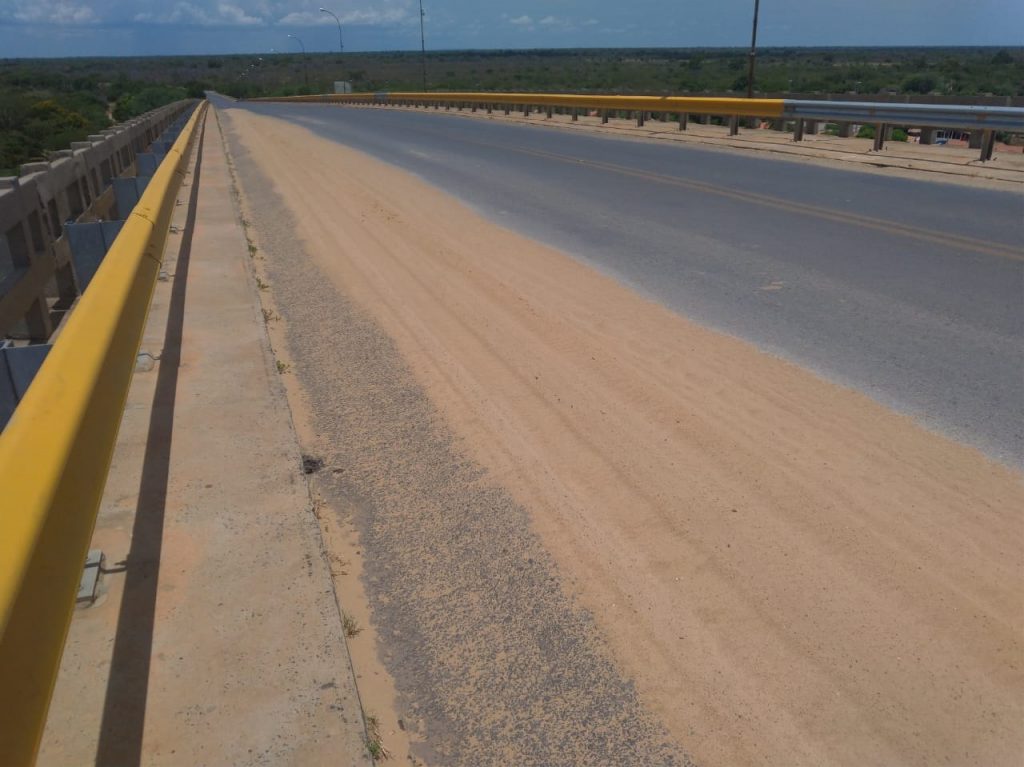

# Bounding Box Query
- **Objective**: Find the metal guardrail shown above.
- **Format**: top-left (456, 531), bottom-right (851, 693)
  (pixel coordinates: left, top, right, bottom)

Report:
top-left (257, 91), bottom-right (1024, 160)
top-left (0, 101), bottom-right (207, 766)
top-left (262, 90), bottom-right (786, 117)
top-left (783, 100), bottom-right (1024, 131)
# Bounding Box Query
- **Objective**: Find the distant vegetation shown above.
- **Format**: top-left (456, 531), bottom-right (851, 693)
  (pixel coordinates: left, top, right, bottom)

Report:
top-left (0, 62), bottom-right (205, 174)
top-left (2, 46), bottom-right (1021, 174)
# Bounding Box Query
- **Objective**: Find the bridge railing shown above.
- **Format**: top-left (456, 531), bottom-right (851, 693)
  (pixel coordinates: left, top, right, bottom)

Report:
top-left (0, 100), bottom-right (195, 343)
top-left (255, 91), bottom-right (1024, 160)
top-left (0, 101), bottom-right (208, 767)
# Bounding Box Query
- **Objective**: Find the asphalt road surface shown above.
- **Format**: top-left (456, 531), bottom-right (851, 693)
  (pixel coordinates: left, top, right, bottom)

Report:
top-left (226, 97), bottom-right (1022, 465)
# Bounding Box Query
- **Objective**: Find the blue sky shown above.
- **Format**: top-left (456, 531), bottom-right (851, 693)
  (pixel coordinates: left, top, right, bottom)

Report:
top-left (0, 0), bottom-right (1021, 57)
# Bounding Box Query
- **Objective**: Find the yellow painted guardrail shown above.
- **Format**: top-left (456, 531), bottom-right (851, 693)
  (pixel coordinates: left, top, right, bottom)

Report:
top-left (261, 91), bottom-right (786, 118)
top-left (0, 101), bottom-right (207, 766)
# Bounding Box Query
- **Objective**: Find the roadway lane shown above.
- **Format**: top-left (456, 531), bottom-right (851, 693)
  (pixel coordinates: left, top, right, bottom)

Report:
top-left (224, 97), bottom-right (1023, 465)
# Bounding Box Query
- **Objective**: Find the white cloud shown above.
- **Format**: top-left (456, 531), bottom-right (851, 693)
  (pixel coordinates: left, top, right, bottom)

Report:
top-left (133, 1), bottom-right (264, 25)
top-left (277, 10), bottom-right (335, 26)
top-left (279, 6), bottom-right (410, 26)
top-left (508, 14), bottom-right (532, 26)
top-left (217, 2), bottom-right (262, 25)
top-left (11, 0), bottom-right (97, 24)
top-left (539, 15), bottom-right (572, 28)
top-left (5, 0), bottom-right (416, 28)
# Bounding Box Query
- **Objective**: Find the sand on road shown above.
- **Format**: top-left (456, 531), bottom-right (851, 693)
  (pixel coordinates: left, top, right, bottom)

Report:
top-left (221, 106), bottom-right (1024, 767)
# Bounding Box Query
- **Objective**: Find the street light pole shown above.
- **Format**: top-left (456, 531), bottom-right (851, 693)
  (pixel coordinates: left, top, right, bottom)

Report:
top-left (287, 33), bottom-right (308, 87)
top-left (746, 0), bottom-right (760, 99)
top-left (319, 7), bottom-right (344, 54)
top-left (419, 0), bottom-right (427, 91)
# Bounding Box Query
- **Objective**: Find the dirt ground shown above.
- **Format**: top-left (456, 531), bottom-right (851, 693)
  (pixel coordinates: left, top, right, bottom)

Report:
top-left (219, 106), bottom-right (1024, 766)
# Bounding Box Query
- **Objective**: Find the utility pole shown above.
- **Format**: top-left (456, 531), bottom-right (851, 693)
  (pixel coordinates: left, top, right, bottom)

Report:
top-left (746, 0), bottom-right (760, 99)
top-left (419, 0), bottom-right (428, 91)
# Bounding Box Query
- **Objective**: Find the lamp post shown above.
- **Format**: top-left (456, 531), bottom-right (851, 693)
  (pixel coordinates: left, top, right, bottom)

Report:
top-left (746, 0), bottom-right (760, 99)
top-left (319, 7), bottom-right (344, 54)
top-left (287, 33), bottom-right (308, 87)
top-left (418, 0), bottom-right (427, 91)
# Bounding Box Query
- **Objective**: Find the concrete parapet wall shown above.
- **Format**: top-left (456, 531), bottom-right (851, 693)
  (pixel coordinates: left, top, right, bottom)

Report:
top-left (0, 100), bottom-right (196, 340)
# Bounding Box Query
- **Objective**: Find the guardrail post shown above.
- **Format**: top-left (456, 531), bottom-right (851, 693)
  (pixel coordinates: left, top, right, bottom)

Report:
top-left (728, 116), bottom-right (739, 136)
top-left (546, 105), bottom-right (553, 119)
top-left (979, 130), bottom-right (996, 161)
top-left (636, 111), bottom-right (645, 127)
top-left (793, 119), bottom-right (805, 142)
top-left (572, 108), bottom-right (579, 122)
top-left (837, 122), bottom-right (853, 138)
top-left (524, 105), bottom-right (531, 117)
top-left (486, 104), bottom-right (492, 114)
top-left (873, 124), bottom-right (887, 151)
top-left (678, 112), bottom-right (688, 131)
top-left (804, 120), bottom-right (819, 135)
top-left (504, 105), bottom-right (511, 116)
top-left (601, 110), bottom-right (609, 124)
top-left (918, 127), bottom-right (936, 145)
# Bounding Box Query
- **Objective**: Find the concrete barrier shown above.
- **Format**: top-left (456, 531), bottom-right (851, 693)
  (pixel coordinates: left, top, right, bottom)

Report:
top-left (0, 101), bottom-right (195, 341)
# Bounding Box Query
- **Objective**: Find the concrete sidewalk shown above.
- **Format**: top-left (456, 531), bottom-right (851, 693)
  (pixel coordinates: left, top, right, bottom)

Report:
top-left (38, 111), bottom-right (370, 766)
